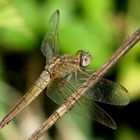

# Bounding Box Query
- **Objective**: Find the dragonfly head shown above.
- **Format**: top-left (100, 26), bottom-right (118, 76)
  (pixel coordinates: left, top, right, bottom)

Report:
top-left (76, 50), bottom-right (92, 68)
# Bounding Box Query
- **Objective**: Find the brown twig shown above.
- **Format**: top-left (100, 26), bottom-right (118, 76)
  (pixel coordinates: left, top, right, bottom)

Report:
top-left (28, 28), bottom-right (140, 140)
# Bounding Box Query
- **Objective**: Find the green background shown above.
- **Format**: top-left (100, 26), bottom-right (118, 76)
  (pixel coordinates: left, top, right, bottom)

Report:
top-left (0, 0), bottom-right (140, 140)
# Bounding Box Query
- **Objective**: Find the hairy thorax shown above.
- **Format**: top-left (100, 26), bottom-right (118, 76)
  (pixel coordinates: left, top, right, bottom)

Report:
top-left (45, 55), bottom-right (80, 79)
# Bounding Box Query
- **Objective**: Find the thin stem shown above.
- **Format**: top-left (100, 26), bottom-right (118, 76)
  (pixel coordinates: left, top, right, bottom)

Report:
top-left (28, 28), bottom-right (140, 140)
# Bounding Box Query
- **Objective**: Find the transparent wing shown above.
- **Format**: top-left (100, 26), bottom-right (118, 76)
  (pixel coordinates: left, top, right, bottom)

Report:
top-left (86, 75), bottom-right (130, 105)
top-left (46, 74), bottom-right (116, 129)
top-left (41, 10), bottom-right (60, 63)
top-left (72, 97), bottom-right (117, 129)
top-left (47, 68), bottom-right (129, 106)
top-left (47, 76), bottom-right (72, 105)
top-left (73, 71), bottom-right (130, 105)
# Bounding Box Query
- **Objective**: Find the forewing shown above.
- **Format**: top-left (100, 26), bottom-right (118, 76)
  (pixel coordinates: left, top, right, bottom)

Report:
top-left (86, 75), bottom-right (130, 105)
top-left (41, 10), bottom-right (60, 63)
top-left (73, 71), bottom-right (130, 105)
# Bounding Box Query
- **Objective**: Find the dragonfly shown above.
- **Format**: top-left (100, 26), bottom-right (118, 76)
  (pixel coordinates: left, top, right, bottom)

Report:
top-left (0, 10), bottom-right (130, 130)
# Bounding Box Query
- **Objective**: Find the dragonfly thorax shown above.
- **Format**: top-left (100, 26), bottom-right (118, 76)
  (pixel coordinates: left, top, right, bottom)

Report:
top-left (45, 55), bottom-right (80, 79)
top-left (76, 50), bottom-right (92, 68)
top-left (44, 51), bottom-right (91, 80)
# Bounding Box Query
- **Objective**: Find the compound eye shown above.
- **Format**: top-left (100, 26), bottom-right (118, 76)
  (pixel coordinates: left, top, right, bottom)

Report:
top-left (75, 50), bottom-right (91, 67)
top-left (81, 53), bottom-right (91, 67)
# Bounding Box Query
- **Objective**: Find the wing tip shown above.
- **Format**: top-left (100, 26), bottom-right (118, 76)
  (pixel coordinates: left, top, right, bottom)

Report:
top-left (111, 123), bottom-right (117, 130)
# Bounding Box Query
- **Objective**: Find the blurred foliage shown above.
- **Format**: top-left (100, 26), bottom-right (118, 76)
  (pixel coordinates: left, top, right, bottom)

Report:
top-left (0, 0), bottom-right (140, 140)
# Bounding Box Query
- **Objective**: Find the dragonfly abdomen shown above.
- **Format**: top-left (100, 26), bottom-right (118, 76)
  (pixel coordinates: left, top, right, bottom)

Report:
top-left (0, 71), bottom-right (51, 128)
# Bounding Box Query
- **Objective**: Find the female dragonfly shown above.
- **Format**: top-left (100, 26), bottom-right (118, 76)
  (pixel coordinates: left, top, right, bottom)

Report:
top-left (0, 10), bottom-right (129, 129)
